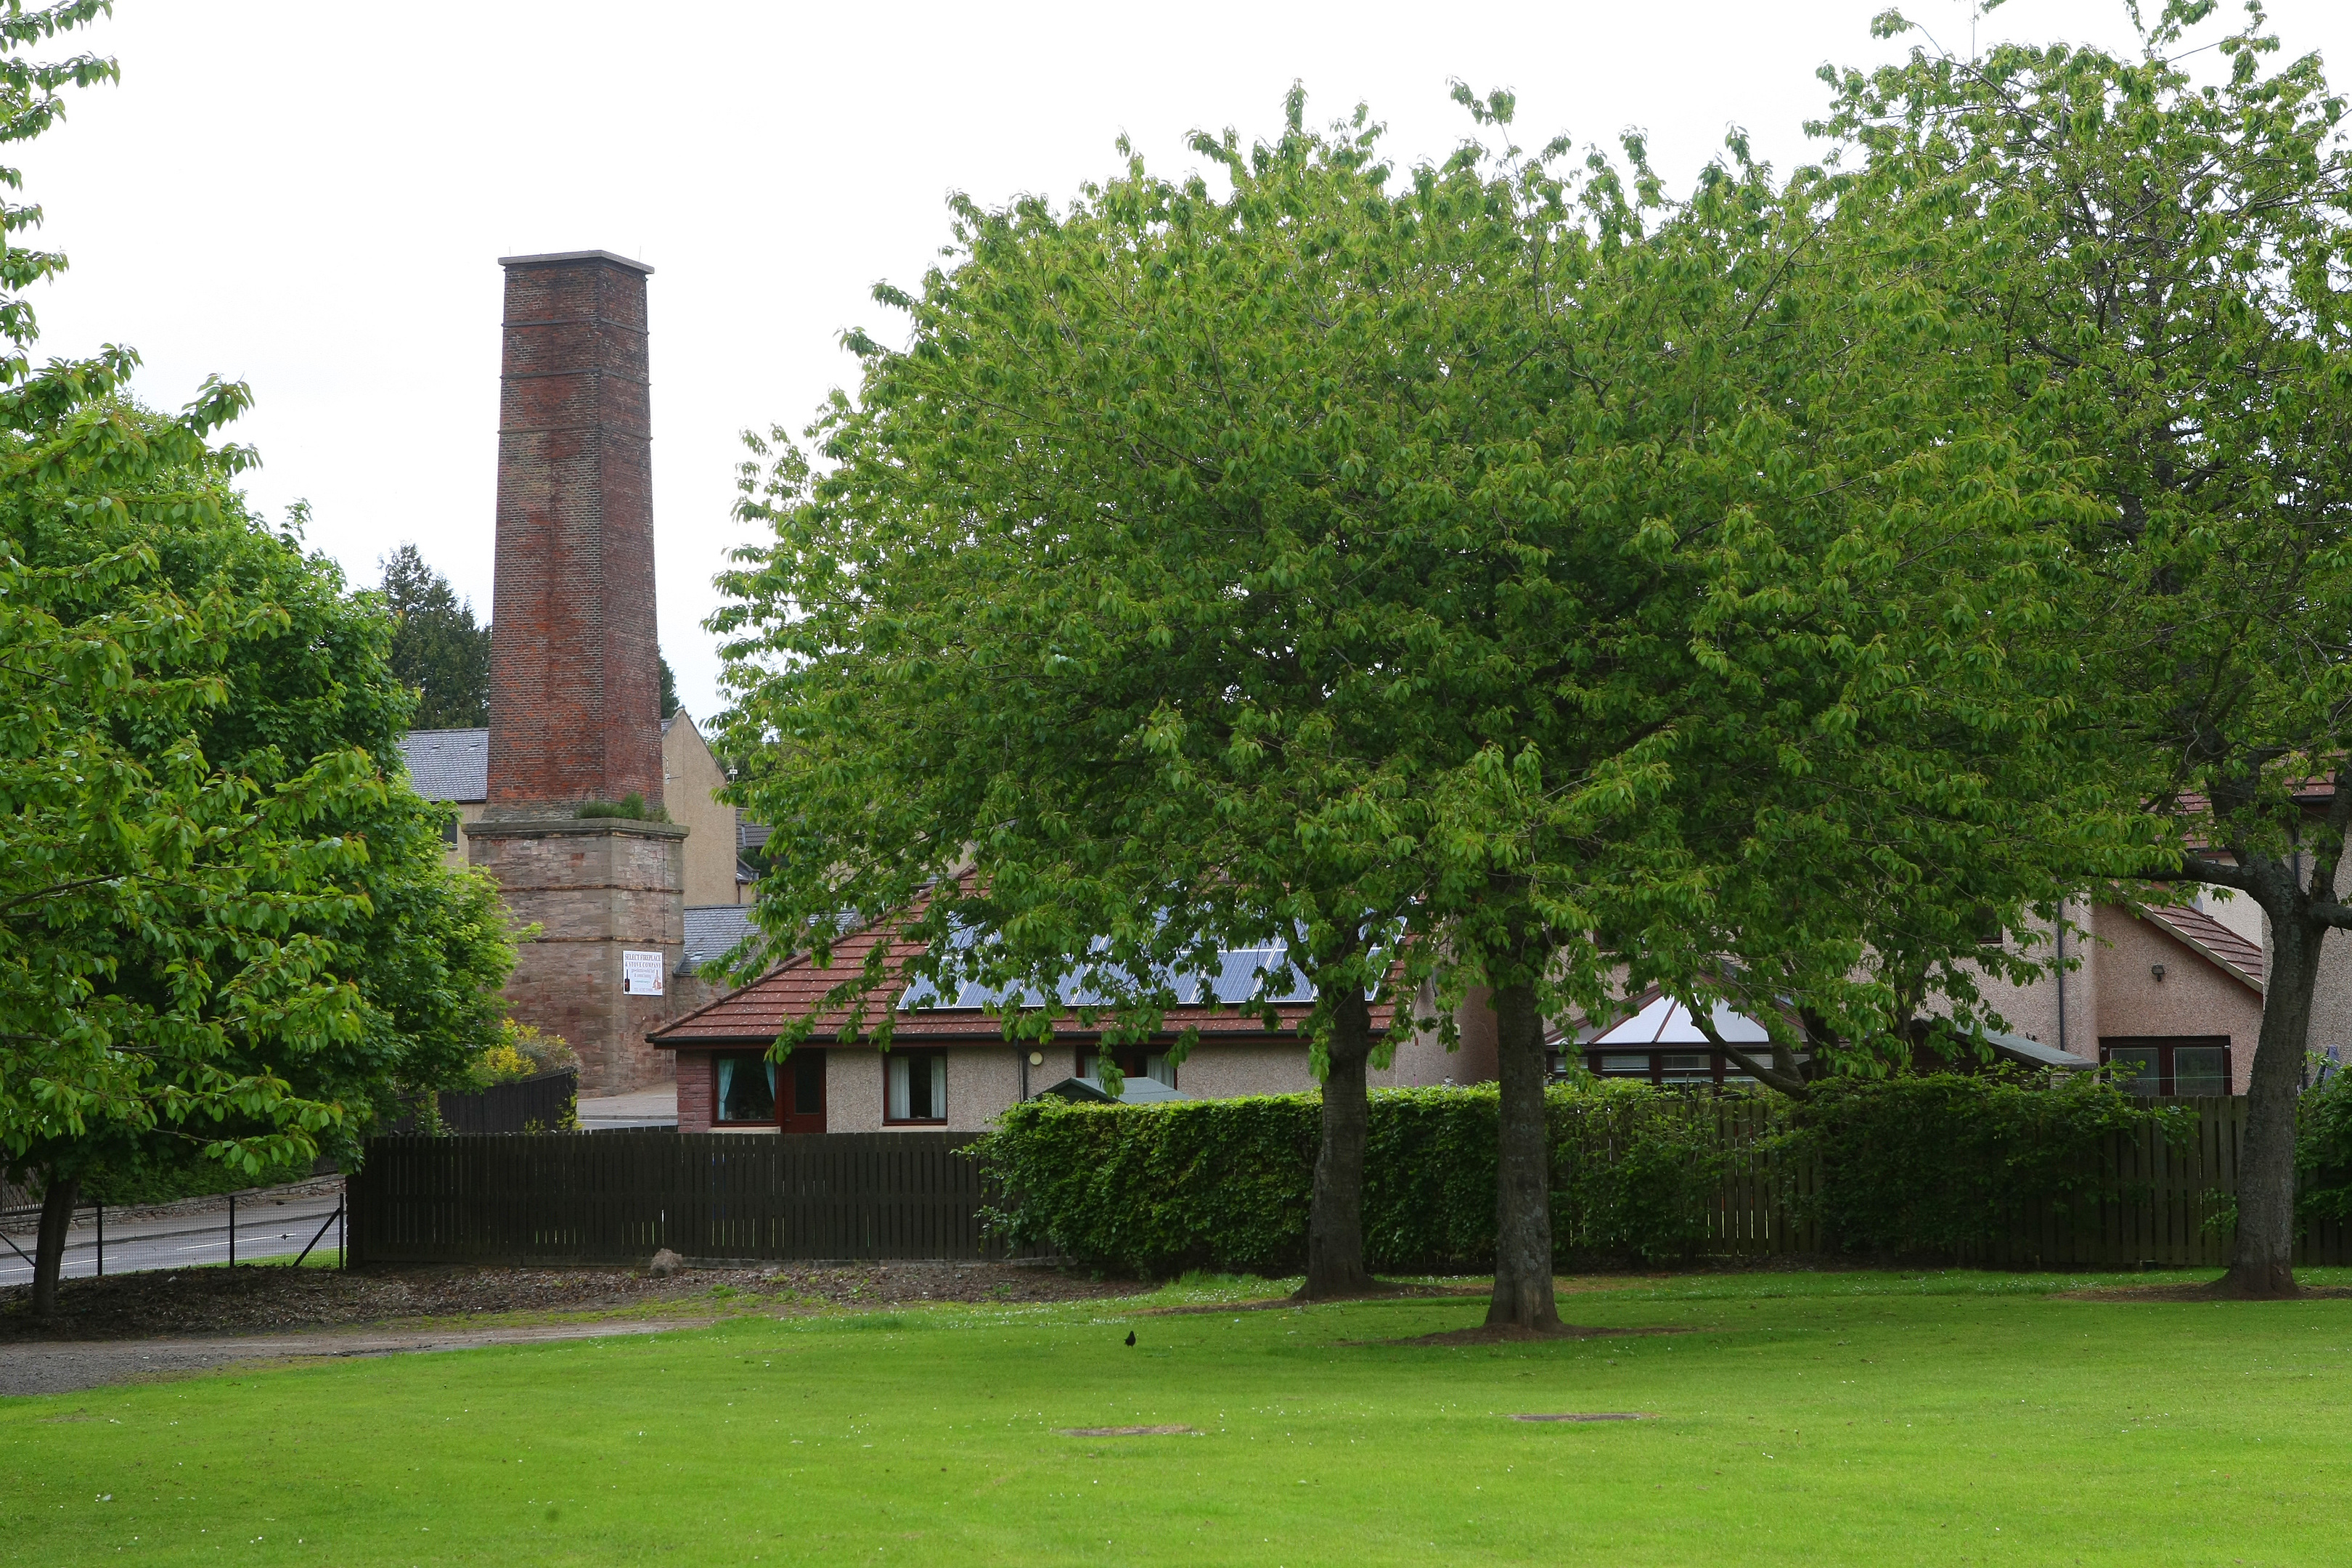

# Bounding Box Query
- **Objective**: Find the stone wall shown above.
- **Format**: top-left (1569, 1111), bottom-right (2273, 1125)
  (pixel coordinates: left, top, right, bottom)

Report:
top-left (470, 816), bottom-right (687, 1095)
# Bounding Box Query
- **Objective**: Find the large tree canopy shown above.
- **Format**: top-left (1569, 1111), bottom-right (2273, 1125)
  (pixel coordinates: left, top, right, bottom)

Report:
top-left (1821, 0), bottom-right (2352, 1297)
top-left (714, 78), bottom-right (2143, 1326)
top-left (0, 2), bottom-right (513, 1315)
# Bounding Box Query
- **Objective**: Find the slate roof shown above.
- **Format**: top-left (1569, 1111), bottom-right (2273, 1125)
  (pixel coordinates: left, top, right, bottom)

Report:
top-left (649, 918), bottom-right (1382, 1048)
top-left (396, 727), bottom-right (489, 803)
top-left (682, 905), bottom-right (757, 968)
top-left (2144, 904), bottom-right (2266, 991)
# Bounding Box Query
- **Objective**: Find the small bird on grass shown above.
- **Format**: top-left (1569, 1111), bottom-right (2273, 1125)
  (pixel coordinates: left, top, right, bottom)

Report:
top-left (1124, 1331), bottom-right (1136, 1347)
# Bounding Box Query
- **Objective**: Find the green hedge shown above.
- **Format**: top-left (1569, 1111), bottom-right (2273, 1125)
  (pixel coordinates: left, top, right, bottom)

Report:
top-left (2296, 1066), bottom-right (2352, 1222)
top-left (973, 1075), bottom-right (2171, 1275)
top-left (974, 1082), bottom-right (1736, 1275)
top-left (1773, 1073), bottom-right (2176, 1255)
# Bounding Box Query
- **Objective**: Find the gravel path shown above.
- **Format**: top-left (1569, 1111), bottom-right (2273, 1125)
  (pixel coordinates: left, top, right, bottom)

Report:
top-left (1, 1259), bottom-right (1148, 1396)
top-left (2, 1317), bottom-right (714, 1397)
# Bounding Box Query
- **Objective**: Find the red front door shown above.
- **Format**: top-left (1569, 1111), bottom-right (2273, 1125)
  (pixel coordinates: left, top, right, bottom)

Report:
top-left (780, 1050), bottom-right (826, 1134)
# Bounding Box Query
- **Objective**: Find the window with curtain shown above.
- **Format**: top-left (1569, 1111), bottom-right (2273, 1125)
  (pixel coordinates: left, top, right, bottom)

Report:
top-left (1077, 1047), bottom-right (1172, 1086)
top-left (714, 1053), bottom-right (777, 1123)
top-left (886, 1050), bottom-right (948, 1124)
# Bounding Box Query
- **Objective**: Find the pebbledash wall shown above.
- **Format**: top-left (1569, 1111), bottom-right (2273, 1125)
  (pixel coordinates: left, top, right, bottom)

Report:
top-left (1977, 897), bottom-right (2268, 1093)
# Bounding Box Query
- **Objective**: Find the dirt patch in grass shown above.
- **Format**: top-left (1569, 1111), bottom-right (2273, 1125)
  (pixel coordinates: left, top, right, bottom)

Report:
top-left (0, 1259), bottom-right (1150, 1342)
top-left (1389, 1322), bottom-right (1691, 1347)
top-left (2056, 1281), bottom-right (2352, 1303)
top-left (1145, 1285), bottom-right (1489, 1316)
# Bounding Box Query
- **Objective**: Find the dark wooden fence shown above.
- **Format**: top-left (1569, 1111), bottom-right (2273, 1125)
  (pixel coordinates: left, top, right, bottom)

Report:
top-left (1699, 1095), bottom-right (2352, 1268)
top-left (348, 1132), bottom-right (992, 1266)
top-left (385, 1071), bottom-right (578, 1138)
top-left (352, 1096), bottom-right (2351, 1272)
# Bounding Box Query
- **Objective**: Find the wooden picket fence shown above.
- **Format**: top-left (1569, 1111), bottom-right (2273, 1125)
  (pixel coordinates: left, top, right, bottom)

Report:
top-left (348, 1132), bottom-right (992, 1267)
top-left (1699, 1095), bottom-right (2352, 1268)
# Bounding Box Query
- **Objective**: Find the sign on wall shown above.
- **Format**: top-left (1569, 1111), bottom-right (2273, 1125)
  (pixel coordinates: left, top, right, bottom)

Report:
top-left (621, 950), bottom-right (666, 997)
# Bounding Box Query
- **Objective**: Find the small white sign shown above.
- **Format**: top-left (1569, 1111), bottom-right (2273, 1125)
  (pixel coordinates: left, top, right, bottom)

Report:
top-left (621, 950), bottom-right (666, 997)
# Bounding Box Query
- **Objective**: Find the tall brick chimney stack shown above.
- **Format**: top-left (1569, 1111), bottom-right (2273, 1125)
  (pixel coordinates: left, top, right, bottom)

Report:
top-left (471, 249), bottom-right (687, 1096)
top-left (486, 249), bottom-right (662, 813)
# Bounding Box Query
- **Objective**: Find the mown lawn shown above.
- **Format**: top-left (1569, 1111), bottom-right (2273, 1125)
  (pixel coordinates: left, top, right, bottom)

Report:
top-left (7, 1268), bottom-right (2351, 1566)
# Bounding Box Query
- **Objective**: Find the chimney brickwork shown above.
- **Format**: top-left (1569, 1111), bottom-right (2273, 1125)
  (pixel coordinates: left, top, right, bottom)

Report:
top-left (476, 249), bottom-right (687, 1095)
top-left (487, 250), bottom-right (663, 812)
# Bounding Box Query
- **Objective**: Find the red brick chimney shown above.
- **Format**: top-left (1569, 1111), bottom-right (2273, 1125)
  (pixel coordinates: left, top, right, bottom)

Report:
top-left (486, 250), bottom-right (662, 812)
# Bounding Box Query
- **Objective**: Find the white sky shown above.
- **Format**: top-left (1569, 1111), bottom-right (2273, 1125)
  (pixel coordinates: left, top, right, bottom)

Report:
top-left (16, 0), bottom-right (2352, 722)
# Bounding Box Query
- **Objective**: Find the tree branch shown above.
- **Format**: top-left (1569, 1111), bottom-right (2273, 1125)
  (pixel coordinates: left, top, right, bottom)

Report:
top-left (2177, 854), bottom-right (2259, 893)
top-left (1688, 1003), bottom-right (1810, 1098)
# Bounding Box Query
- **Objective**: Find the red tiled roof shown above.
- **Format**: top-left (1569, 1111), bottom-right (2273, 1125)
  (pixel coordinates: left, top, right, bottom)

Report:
top-left (2144, 904), bottom-right (2266, 992)
top-left (648, 920), bottom-right (1391, 1048)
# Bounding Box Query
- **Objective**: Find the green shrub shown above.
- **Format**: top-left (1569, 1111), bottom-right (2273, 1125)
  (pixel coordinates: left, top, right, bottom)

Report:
top-left (975, 1074), bottom-right (2185, 1276)
top-left (975, 1094), bottom-right (1319, 1275)
top-left (2296, 1063), bottom-right (2352, 1222)
top-left (1776, 1072), bottom-right (2174, 1256)
top-left (461, 1021), bottom-right (582, 1090)
top-left (77, 1143), bottom-right (317, 1207)
top-left (576, 793), bottom-right (671, 822)
top-left (973, 1082), bottom-right (1741, 1275)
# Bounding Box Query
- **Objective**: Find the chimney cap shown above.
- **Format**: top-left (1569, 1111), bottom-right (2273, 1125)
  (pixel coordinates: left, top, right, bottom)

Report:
top-left (498, 249), bottom-right (654, 275)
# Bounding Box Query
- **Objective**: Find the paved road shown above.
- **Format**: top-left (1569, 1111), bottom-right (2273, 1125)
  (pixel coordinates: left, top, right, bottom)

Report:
top-left (0, 1190), bottom-right (346, 1286)
top-left (577, 1087), bottom-right (676, 1130)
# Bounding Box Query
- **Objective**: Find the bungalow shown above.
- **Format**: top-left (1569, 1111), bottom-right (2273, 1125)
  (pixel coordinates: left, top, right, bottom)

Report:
top-left (648, 886), bottom-right (2275, 1127)
top-left (650, 921), bottom-right (1493, 1133)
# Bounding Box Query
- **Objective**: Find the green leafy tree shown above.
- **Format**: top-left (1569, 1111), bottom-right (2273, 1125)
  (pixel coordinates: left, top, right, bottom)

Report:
top-left (380, 542), bottom-right (490, 729)
top-left (1821, 0), bottom-right (2352, 1297)
top-left (0, 5), bottom-right (513, 1317)
top-left (715, 81), bottom-right (2129, 1330)
top-left (658, 650), bottom-right (679, 719)
top-left (714, 97), bottom-right (1451, 1300)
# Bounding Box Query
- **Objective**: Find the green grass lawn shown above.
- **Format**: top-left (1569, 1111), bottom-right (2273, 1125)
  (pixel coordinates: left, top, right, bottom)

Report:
top-left (9, 1268), bottom-right (2352, 1566)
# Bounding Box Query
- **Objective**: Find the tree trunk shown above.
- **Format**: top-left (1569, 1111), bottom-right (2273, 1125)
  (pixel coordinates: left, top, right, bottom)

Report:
top-left (32, 1169), bottom-right (78, 1320)
top-left (1297, 989), bottom-right (1380, 1301)
top-left (1486, 979), bottom-right (1561, 1331)
top-left (2226, 915), bottom-right (2323, 1298)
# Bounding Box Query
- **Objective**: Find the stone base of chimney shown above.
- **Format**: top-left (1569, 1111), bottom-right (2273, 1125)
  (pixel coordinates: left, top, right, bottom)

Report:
top-left (467, 816), bottom-right (692, 1095)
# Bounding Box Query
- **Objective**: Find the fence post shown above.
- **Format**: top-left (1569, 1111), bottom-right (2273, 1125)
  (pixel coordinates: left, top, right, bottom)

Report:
top-left (95, 1202), bottom-right (103, 1278)
top-left (228, 1193), bottom-right (236, 1268)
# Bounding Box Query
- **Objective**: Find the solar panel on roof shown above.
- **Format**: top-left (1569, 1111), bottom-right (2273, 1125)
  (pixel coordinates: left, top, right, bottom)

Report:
top-left (896, 930), bottom-right (1320, 1013)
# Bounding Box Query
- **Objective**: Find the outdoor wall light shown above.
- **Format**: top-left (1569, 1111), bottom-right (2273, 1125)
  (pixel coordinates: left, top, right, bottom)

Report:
top-left (1028, 1051), bottom-right (1044, 1066)
top-left (2152, 962), bottom-right (2168, 982)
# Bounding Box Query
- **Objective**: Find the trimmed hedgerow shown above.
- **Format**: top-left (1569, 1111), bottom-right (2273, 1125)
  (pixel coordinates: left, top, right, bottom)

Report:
top-left (975, 1074), bottom-right (2179, 1276)
top-left (974, 1094), bottom-right (1320, 1277)
top-left (973, 1082), bottom-right (1736, 1275)
top-left (1773, 1072), bottom-right (2176, 1256)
